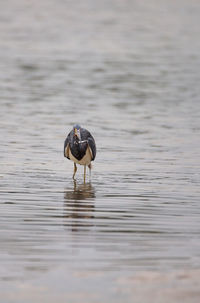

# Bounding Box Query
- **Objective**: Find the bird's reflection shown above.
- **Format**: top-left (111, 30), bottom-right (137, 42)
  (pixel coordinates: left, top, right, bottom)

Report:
top-left (63, 181), bottom-right (95, 232)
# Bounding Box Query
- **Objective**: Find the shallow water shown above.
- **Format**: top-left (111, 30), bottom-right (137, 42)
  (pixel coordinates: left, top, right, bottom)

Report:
top-left (0, 0), bottom-right (200, 301)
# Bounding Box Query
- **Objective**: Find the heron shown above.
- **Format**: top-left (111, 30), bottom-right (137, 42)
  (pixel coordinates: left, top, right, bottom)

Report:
top-left (64, 124), bottom-right (96, 182)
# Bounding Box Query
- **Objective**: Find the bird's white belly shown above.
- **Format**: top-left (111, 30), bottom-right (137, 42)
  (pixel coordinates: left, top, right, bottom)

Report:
top-left (69, 147), bottom-right (92, 165)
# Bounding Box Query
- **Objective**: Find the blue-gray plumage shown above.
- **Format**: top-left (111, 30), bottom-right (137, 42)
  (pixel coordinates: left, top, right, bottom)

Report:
top-left (64, 124), bottom-right (96, 182)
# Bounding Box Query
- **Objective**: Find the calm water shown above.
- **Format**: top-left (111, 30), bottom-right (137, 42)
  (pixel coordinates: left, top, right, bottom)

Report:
top-left (0, 0), bottom-right (200, 302)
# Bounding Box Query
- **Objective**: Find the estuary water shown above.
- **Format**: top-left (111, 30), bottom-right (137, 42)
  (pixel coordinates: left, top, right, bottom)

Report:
top-left (0, 0), bottom-right (200, 302)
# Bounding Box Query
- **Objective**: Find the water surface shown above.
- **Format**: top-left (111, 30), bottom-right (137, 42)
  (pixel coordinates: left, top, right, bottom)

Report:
top-left (0, 0), bottom-right (200, 302)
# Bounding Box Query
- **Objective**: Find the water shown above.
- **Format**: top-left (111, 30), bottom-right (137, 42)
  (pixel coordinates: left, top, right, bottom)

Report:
top-left (0, 0), bottom-right (200, 302)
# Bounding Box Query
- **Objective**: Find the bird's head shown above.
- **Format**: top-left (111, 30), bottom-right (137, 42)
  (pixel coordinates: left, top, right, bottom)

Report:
top-left (73, 124), bottom-right (81, 140)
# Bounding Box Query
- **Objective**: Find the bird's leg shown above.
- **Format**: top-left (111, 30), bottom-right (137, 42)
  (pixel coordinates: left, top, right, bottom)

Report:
top-left (88, 163), bottom-right (92, 180)
top-left (73, 163), bottom-right (77, 180)
top-left (73, 179), bottom-right (77, 190)
top-left (84, 165), bottom-right (86, 184)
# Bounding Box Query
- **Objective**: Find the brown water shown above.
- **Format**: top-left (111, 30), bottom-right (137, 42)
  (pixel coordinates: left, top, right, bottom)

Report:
top-left (0, 0), bottom-right (200, 302)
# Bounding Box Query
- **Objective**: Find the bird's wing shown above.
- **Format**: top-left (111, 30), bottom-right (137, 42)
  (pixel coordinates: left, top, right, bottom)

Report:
top-left (87, 136), bottom-right (96, 161)
top-left (81, 128), bottom-right (96, 161)
top-left (64, 134), bottom-right (70, 159)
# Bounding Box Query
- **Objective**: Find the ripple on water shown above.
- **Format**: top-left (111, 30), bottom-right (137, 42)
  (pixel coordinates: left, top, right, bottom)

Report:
top-left (0, 0), bottom-right (200, 301)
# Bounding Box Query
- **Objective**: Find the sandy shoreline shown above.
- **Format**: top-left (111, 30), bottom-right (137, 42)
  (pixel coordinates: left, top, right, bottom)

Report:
top-left (117, 269), bottom-right (200, 303)
top-left (1, 268), bottom-right (200, 303)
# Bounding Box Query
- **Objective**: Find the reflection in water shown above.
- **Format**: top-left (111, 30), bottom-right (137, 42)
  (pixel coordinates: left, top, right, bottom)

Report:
top-left (1, 1), bottom-right (200, 299)
top-left (64, 181), bottom-right (95, 232)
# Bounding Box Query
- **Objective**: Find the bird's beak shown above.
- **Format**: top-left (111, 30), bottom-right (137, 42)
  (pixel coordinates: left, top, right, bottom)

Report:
top-left (74, 128), bottom-right (81, 140)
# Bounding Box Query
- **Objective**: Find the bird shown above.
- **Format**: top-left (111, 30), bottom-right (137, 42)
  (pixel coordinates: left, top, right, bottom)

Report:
top-left (64, 124), bottom-right (96, 182)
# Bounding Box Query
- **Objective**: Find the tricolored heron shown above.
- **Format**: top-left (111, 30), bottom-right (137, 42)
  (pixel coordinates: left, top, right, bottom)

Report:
top-left (64, 124), bottom-right (96, 182)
